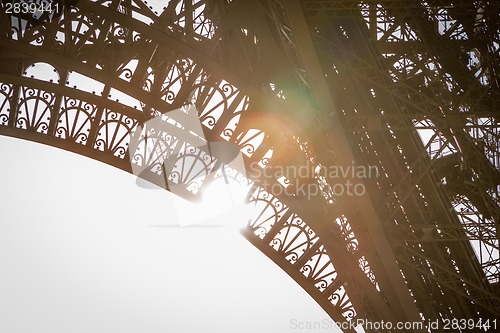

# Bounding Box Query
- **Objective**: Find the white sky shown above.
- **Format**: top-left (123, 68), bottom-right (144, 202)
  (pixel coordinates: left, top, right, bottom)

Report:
top-left (0, 136), bottom-right (342, 333)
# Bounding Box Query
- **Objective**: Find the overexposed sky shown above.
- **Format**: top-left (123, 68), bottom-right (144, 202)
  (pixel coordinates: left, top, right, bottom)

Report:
top-left (0, 135), bottom-right (343, 333)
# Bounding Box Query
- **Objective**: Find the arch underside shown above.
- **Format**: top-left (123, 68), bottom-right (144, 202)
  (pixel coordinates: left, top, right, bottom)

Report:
top-left (1, 1), bottom-right (499, 332)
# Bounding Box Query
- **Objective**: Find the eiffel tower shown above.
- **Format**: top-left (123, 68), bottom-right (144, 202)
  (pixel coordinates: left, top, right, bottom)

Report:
top-left (0, 1), bottom-right (499, 332)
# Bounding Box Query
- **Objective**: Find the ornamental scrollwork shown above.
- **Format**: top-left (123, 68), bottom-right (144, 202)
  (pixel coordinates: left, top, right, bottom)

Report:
top-left (193, 79), bottom-right (240, 130)
top-left (167, 142), bottom-right (215, 195)
top-left (270, 213), bottom-right (318, 265)
top-left (0, 0), bottom-right (367, 325)
top-left (94, 109), bottom-right (138, 158)
top-left (130, 118), bottom-right (179, 175)
top-left (56, 97), bottom-right (97, 145)
top-left (329, 285), bottom-right (356, 321)
top-left (248, 187), bottom-right (288, 239)
top-left (300, 244), bottom-right (338, 292)
top-left (16, 86), bottom-right (55, 134)
top-left (0, 83), bottom-right (12, 126)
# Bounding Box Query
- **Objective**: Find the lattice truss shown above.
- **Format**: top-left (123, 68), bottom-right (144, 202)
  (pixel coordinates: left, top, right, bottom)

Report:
top-left (0, 0), bottom-right (498, 332)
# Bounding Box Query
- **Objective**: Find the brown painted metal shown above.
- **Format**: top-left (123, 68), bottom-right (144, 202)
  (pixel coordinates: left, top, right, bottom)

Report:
top-left (0, 0), bottom-right (499, 332)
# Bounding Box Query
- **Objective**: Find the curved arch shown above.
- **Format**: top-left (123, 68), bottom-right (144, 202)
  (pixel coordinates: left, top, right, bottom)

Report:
top-left (0, 1), bottom-right (400, 331)
top-left (0, 135), bottom-right (337, 333)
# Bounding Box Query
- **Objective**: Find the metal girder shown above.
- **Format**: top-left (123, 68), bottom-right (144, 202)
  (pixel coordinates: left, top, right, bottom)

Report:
top-left (0, 1), bottom-right (384, 330)
top-left (304, 0), bottom-right (477, 11)
top-left (282, 0), bottom-right (425, 328)
top-left (392, 224), bottom-right (499, 243)
top-left (297, 0), bottom-right (499, 323)
top-left (1, 0), bottom-right (499, 331)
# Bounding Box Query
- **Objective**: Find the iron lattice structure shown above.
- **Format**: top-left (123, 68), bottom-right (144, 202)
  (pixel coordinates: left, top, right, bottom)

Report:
top-left (0, 0), bottom-right (499, 332)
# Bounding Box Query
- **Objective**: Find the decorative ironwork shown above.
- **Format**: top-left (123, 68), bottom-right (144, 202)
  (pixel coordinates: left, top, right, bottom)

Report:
top-left (1, 0), bottom-right (499, 332)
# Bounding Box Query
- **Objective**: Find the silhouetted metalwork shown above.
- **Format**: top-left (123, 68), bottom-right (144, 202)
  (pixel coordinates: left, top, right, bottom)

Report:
top-left (0, 1), bottom-right (498, 332)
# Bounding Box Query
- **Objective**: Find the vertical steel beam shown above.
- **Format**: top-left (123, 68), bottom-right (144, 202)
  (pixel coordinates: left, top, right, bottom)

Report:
top-left (282, 0), bottom-right (425, 327)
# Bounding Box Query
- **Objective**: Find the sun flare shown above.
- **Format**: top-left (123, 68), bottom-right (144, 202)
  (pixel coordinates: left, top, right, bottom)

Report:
top-left (172, 168), bottom-right (254, 229)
